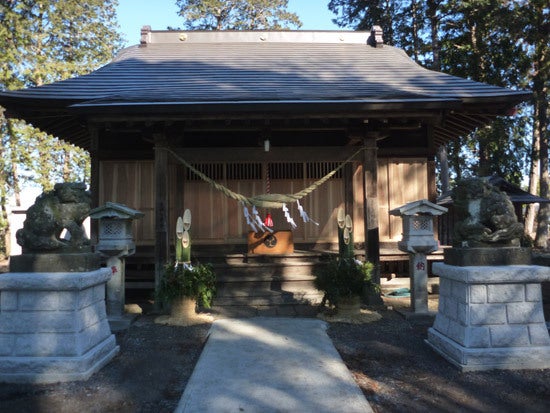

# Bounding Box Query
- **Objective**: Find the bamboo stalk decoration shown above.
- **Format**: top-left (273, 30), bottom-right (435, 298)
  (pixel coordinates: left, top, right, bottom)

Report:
top-left (176, 209), bottom-right (192, 264)
top-left (337, 207), bottom-right (354, 259)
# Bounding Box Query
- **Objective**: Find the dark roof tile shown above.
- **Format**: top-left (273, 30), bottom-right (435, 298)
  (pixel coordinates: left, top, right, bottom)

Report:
top-left (0, 30), bottom-right (531, 148)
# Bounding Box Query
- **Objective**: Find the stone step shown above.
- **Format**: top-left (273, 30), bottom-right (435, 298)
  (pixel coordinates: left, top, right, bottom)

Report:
top-left (209, 303), bottom-right (319, 318)
top-left (213, 263), bottom-right (324, 280)
top-left (194, 251), bottom-right (332, 265)
top-left (214, 292), bottom-right (323, 306)
top-left (125, 249), bottom-right (330, 314)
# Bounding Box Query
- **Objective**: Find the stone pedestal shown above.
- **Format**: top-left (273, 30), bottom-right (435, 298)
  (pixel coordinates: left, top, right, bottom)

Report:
top-left (106, 256), bottom-right (125, 317)
top-left (0, 268), bottom-right (119, 383)
top-left (444, 247), bottom-right (531, 266)
top-left (104, 256), bottom-right (137, 331)
top-left (427, 263), bottom-right (550, 371)
top-left (409, 253), bottom-right (431, 315)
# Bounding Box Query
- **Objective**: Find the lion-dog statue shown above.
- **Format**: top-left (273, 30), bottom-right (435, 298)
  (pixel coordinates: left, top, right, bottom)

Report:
top-left (17, 182), bottom-right (91, 253)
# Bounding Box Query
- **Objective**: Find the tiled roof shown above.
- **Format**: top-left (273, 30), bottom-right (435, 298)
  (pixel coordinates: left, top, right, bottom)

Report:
top-left (0, 30), bottom-right (530, 149)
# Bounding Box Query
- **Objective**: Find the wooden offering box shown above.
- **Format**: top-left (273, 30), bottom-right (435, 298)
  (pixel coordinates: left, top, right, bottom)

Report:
top-left (247, 231), bottom-right (294, 254)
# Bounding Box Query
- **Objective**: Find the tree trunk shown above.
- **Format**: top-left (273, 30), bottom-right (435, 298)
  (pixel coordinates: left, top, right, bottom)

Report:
top-left (6, 119), bottom-right (21, 206)
top-left (533, 20), bottom-right (549, 248)
top-left (437, 145), bottom-right (450, 193)
top-left (534, 92), bottom-right (549, 248)
top-left (535, 152), bottom-right (549, 248)
top-left (0, 143), bottom-right (10, 258)
top-left (525, 114), bottom-right (540, 237)
top-left (427, 0), bottom-right (441, 71)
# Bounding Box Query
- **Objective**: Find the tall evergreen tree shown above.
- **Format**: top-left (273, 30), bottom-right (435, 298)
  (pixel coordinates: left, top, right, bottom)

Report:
top-left (515, 0), bottom-right (550, 246)
top-left (439, 1), bottom-right (531, 185)
top-left (0, 0), bottom-right (123, 257)
top-left (327, 0), bottom-right (550, 242)
top-left (329, 0), bottom-right (398, 44)
top-left (327, 1), bottom-right (534, 182)
top-left (175, 0), bottom-right (301, 30)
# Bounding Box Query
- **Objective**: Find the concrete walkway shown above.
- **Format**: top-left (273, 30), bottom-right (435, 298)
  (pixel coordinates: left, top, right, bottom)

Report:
top-left (176, 317), bottom-right (373, 413)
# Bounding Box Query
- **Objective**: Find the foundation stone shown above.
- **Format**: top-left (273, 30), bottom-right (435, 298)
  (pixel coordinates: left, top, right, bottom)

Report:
top-left (426, 178), bottom-right (550, 370)
top-left (0, 268), bottom-right (119, 383)
top-left (0, 183), bottom-right (118, 383)
top-left (427, 263), bottom-right (550, 371)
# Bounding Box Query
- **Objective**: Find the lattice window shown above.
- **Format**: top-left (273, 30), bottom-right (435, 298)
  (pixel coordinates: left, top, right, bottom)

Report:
top-left (226, 163), bottom-right (262, 180)
top-left (185, 161), bottom-right (344, 182)
top-left (101, 221), bottom-right (125, 238)
top-left (268, 163), bottom-right (303, 179)
top-left (412, 216), bottom-right (431, 231)
top-left (186, 163), bottom-right (224, 181)
top-left (306, 162), bottom-right (343, 179)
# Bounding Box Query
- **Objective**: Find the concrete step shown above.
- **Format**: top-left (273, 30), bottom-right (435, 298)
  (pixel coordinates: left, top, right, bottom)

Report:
top-left (125, 249), bottom-right (330, 314)
top-left (213, 263), bottom-right (324, 280)
top-left (214, 292), bottom-right (324, 306)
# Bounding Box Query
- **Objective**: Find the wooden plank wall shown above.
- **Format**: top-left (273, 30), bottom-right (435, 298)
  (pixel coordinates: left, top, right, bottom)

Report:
top-left (380, 158), bottom-right (429, 242)
top-left (352, 158), bottom-right (429, 243)
top-left (99, 161), bottom-right (155, 244)
top-left (99, 157), bottom-right (428, 247)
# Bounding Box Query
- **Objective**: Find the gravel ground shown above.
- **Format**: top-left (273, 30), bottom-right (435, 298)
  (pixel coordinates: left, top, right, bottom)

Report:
top-left (1, 292), bottom-right (549, 413)
top-left (1, 256), bottom-right (549, 413)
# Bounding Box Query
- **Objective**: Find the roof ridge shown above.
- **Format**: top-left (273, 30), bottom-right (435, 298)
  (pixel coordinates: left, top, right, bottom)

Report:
top-left (139, 27), bottom-right (373, 46)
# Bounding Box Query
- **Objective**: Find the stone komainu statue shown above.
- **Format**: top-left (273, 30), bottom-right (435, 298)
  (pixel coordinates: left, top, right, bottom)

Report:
top-left (17, 182), bottom-right (92, 253)
top-left (452, 177), bottom-right (524, 248)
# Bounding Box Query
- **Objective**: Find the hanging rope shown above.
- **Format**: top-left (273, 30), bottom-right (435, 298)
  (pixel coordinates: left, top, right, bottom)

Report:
top-left (163, 146), bottom-right (363, 209)
top-left (162, 146), bottom-right (364, 229)
top-left (265, 163), bottom-right (271, 195)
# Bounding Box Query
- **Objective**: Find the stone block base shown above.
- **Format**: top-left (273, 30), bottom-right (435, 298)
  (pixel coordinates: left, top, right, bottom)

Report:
top-left (10, 253), bottom-right (100, 273)
top-left (0, 268), bottom-right (119, 383)
top-left (444, 247), bottom-right (531, 266)
top-left (429, 263), bottom-right (550, 371)
top-left (426, 328), bottom-right (550, 371)
top-left (0, 336), bottom-right (119, 383)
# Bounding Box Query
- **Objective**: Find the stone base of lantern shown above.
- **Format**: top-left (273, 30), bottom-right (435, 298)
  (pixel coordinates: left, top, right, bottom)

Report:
top-left (426, 263), bottom-right (550, 371)
top-left (0, 268), bottom-right (119, 383)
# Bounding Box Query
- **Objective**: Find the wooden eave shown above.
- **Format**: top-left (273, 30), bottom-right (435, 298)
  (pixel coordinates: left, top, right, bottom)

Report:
top-left (0, 30), bottom-right (531, 152)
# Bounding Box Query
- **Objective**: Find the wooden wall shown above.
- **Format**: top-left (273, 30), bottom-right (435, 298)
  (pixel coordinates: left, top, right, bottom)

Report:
top-left (99, 157), bottom-right (429, 247)
top-left (99, 161), bottom-right (155, 244)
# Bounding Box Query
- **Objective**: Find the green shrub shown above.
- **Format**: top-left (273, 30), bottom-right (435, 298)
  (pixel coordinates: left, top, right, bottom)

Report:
top-left (314, 257), bottom-right (378, 306)
top-left (157, 262), bottom-right (216, 308)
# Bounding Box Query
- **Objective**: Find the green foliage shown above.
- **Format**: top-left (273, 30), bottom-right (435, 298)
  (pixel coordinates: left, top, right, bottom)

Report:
top-left (0, 0), bottom-right (123, 256)
top-left (329, 0), bottom-right (398, 44)
top-left (175, 0), bottom-right (302, 30)
top-left (157, 263), bottom-right (217, 308)
top-left (314, 257), bottom-right (378, 307)
top-left (327, 0), bottom-right (544, 188)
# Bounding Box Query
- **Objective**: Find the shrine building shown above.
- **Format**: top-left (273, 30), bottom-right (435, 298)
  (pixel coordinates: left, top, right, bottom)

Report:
top-left (0, 28), bottom-right (530, 299)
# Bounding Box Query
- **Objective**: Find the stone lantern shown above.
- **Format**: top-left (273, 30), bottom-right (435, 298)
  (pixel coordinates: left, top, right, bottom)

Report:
top-left (89, 202), bottom-right (144, 322)
top-left (390, 199), bottom-right (447, 315)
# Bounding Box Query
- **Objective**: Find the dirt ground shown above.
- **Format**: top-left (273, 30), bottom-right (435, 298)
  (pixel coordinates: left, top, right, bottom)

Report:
top-left (1, 289), bottom-right (549, 413)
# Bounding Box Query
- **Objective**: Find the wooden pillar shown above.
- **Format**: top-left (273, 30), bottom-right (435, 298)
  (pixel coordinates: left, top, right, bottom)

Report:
top-left (428, 157), bottom-right (439, 242)
top-left (175, 159), bottom-right (186, 217)
top-left (154, 135), bottom-right (170, 304)
top-left (363, 136), bottom-right (383, 303)
top-left (344, 162), bottom-right (354, 227)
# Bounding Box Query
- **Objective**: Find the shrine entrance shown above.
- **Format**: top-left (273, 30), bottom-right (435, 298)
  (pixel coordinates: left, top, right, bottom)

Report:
top-left (99, 149), bottom-right (356, 251)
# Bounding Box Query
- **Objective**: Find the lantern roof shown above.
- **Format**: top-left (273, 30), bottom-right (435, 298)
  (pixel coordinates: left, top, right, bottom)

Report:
top-left (88, 202), bottom-right (144, 220)
top-left (390, 199), bottom-right (448, 217)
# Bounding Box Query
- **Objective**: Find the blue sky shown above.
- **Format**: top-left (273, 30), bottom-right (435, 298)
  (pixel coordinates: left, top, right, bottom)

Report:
top-left (116, 0), bottom-right (339, 46)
